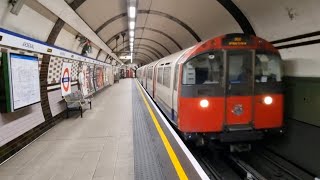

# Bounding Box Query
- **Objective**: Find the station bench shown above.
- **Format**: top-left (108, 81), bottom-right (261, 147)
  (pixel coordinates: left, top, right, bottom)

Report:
top-left (63, 90), bottom-right (92, 118)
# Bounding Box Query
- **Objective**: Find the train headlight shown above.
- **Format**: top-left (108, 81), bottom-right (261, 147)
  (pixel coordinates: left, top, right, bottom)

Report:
top-left (263, 96), bottom-right (273, 105)
top-left (200, 99), bottom-right (209, 108)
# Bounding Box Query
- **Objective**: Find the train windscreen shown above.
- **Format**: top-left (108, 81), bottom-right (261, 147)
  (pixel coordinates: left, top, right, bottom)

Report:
top-left (255, 53), bottom-right (283, 83)
top-left (182, 52), bottom-right (223, 85)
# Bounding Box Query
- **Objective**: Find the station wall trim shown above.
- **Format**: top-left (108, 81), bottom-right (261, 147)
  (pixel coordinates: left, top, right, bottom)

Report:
top-left (106, 28), bottom-right (183, 50)
top-left (113, 38), bottom-right (172, 54)
top-left (0, 28), bottom-right (108, 66)
top-left (119, 45), bottom-right (162, 59)
top-left (95, 10), bottom-right (201, 42)
top-left (217, 0), bottom-right (256, 35)
top-left (114, 42), bottom-right (164, 58)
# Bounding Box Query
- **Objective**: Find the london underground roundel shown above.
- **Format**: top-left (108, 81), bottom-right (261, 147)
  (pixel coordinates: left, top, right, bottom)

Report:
top-left (61, 63), bottom-right (72, 96)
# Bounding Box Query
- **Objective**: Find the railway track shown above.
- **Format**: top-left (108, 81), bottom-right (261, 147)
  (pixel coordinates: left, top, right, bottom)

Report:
top-left (189, 143), bottom-right (315, 180)
top-left (238, 146), bottom-right (315, 180)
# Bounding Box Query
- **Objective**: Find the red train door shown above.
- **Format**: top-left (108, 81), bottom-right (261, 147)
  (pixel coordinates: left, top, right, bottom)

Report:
top-left (225, 50), bottom-right (254, 129)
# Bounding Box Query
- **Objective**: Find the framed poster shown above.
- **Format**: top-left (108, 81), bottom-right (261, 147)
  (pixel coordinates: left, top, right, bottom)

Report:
top-left (10, 54), bottom-right (40, 110)
top-left (88, 66), bottom-right (95, 94)
top-left (79, 64), bottom-right (95, 97)
top-left (94, 65), bottom-right (104, 91)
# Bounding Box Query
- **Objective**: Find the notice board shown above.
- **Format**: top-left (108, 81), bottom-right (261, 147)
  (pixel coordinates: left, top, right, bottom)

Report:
top-left (10, 54), bottom-right (40, 110)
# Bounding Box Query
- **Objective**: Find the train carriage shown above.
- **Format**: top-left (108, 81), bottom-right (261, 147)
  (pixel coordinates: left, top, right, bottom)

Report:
top-left (137, 33), bottom-right (284, 144)
top-left (145, 61), bottom-right (160, 97)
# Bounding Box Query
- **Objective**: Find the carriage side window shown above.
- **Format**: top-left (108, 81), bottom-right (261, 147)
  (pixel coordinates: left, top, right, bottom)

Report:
top-left (174, 64), bottom-right (179, 90)
top-left (163, 67), bottom-right (171, 88)
top-left (147, 68), bottom-right (153, 79)
top-left (157, 67), bottom-right (163, 84)
top-left (182, 52), bottom-right (223, 85)
top-left (255, 53), bottom-right (283, 83)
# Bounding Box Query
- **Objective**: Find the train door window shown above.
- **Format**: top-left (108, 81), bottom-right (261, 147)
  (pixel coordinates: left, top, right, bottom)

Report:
top-left (157, 67), bottom-right (163, 84)
top-left (182, 51), bottom-right (223, 85)
top-left (255, 53), bottom-right (283, 83)
top-left (228, 53), bottom-right (252, 83)
top-left (174, 64), bottom-right (179, 90)
top-left (147, 68), bottom-right (153, 79)
top-left (163, 67), bottom-right (171, 88)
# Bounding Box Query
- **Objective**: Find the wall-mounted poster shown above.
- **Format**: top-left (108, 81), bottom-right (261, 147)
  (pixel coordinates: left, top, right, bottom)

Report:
top-left (104, 67), bottom-right (108, 86)
top-left (88, 66), bottom-right (95, 94)
top-left (10, 54), bottom-right (40, 110)
top-left (60, 62), bottom-right (72, 96)
top-left (79, 64), bottom-right (95, 97)
top-left (94, 66), bottom-right (104, 91)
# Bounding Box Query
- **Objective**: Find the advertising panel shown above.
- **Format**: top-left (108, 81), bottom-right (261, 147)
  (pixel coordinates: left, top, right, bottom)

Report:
top-left (94, 66), bottom-right (104, 91)
top-left (79, 64), bottom-right (95, 97)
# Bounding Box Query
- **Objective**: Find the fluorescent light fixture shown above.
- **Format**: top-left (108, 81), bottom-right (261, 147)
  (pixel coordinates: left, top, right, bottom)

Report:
top-left (129, 21), bottom-right (135, 29)
top-left (129, 30), bottom-right (134, 37)
top-left (129, 7), bottom-right (136, 18)
top-left (130, 37), bottom-right (134, 42)
top-left (130, 42), bottom-right (134, 46)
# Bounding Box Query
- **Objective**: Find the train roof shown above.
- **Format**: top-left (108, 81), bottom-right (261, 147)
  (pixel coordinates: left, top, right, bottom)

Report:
top-left (177, 33), bottom-right (280, 64)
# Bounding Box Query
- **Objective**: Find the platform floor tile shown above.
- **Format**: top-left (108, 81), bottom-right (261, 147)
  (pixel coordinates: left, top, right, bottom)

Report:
top-left (0, 79), bottom-right (134, 180)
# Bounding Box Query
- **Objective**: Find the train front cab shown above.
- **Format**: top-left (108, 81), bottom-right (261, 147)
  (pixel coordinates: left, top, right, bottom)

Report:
top-left (178, 49), bottom-right (284, 142)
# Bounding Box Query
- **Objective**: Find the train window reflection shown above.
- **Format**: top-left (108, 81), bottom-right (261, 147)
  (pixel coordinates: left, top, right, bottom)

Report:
top-left (255, 53), bottom-right (282, 83)
top-left (228, 53), bottom-right (252, 83)
top-left (182, 52), bottom-right (223, 85)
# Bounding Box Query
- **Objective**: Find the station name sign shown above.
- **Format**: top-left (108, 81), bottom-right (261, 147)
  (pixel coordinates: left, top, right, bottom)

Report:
top-left (0, 28), bottom-right (109, 66)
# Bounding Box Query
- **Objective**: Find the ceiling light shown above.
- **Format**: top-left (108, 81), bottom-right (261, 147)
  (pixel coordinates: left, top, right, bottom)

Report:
top-left (129, 30), bottom-right (134, 37)
top-left (129, 21), bottom-right (135, 29)
top-left (129, 7), bottom-right (136, 18)
top-left (130, 37), bottom-right (134, 42)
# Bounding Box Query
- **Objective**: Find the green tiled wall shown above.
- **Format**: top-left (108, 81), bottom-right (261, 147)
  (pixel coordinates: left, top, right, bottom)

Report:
top-left (284, 77), bottom-right (320, 127)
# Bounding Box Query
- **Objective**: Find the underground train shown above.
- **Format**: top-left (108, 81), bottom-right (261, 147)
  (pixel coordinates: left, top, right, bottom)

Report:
top-left (136, 33), bottom-right (284, 144)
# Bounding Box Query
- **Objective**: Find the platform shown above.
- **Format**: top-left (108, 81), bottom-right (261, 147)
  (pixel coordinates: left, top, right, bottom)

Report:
top-left (0, 79), bottom-right (208, 180)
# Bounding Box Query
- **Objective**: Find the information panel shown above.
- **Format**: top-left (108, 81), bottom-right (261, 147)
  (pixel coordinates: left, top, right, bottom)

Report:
top-left (10, 54), bottom-right (40, 110)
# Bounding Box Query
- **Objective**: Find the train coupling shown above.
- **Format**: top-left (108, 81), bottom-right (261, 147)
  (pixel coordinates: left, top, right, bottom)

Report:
top-left (230, 143), bottom-right (251, 152)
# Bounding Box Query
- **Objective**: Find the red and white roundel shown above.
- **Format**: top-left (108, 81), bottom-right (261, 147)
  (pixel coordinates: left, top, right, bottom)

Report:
top-left (62, 68), bottom-right (70, 92)
top-left (61, 63), bottom-right (72, 96)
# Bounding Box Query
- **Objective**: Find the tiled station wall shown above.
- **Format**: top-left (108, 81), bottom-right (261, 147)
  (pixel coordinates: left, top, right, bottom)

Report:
top-left (0, 49), bottom-right (45, 147)
top-left (0, 1), bottom-right (112, 163)
top-left (0, 44), bottom-right (111, 163)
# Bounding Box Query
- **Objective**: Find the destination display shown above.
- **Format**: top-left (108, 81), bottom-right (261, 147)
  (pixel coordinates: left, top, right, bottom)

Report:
top-left (10, 54), bottom-right (41, 110)
top-left (222, 34), bottom-right (252, 46)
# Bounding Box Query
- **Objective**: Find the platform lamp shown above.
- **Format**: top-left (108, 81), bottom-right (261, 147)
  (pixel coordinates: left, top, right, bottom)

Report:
top-left (121, 32), bottom-right (126, 50)
top-left (9, 0), bottom-right (27, 15)
top-left (115, 35), bottom-right (120, 53)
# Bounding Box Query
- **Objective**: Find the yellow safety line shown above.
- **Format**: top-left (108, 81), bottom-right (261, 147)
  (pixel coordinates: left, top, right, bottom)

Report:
top-left (135, 80), bottom-right (188, 180)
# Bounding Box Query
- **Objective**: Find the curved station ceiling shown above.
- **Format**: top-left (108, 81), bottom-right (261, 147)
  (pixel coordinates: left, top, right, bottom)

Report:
top-left (63, 0), bottom-right (320, 65)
